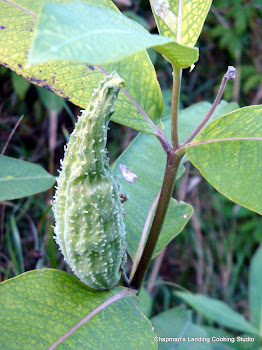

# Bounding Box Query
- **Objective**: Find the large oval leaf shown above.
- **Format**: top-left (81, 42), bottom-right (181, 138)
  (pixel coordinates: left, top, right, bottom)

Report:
top-left (0, 269), bottom-right (157, 349)
top-left (149, 0), bottom-right (212, 47)
top-left (29, 2), bottom-right (198, 69)
top-left (0, 155), bottom-right (55, 200)
top-left (0, 0), bottom-right (162, 134)
top-left (186, 105), bottom-right (262, 214)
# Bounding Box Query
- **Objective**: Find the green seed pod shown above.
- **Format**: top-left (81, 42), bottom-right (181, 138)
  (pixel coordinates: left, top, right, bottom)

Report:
top-left (53, 72), bottom-right (126, 290)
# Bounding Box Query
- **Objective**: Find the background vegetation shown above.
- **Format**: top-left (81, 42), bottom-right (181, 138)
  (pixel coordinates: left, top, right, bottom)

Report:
top-left (0, 0), bottom-right (261, 329)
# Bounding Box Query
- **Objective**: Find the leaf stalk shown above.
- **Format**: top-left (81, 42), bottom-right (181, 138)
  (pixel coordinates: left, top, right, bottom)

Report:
top-left (97, 65), bottom-right (171, 153)
top-left (130, 67), bottom-right (236, 292)
top-left (171, 66), bottom-right (182, 149)
top-left (180, 66), bottom-right (236, 148)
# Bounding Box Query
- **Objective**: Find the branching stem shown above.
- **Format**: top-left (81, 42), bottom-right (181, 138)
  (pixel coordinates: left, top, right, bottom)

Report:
top-left (130, 64), bottom-right (183, 291)
top-left (130, 67), bottom-right (236, 292)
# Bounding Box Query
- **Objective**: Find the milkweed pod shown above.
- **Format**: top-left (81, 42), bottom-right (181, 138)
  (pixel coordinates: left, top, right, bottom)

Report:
top-left (53, 72), bottom-right (127, 290)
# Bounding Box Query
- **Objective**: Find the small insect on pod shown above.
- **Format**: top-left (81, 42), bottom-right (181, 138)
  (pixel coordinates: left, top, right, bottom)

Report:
top-left (53, 72), bottom-right (127, 290)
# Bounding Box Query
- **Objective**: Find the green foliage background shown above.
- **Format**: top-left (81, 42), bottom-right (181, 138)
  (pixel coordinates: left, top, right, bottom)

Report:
top-left (0, 0), bottom-right (261, 347)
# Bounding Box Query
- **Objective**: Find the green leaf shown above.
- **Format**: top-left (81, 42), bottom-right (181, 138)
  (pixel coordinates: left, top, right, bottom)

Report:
top-left (149, 0), bottom-right (212, 47)
top-left (113, 101), bottom-right (238, 261)
top-left (9, 215), bottom-right (25, 274)
top-left (36, 86), bottom-right (64, 112)
top-left (0, 269), bottom-right (157, 349)
top-left (178, 100), bottom-right (239, 144)
top-left (0, 155), bottom-right (55, 200)
top-left (249, 244), bottom-right (262, 330)
top-left (29, 2), bottom-right (198, 69)
top-left (176, 292), bottom-right (259, 335)
top-left (0, 0), bottom-right (163, 134)
top-left (6, 227), bottom-right (21, 276)
top-left (114, 116), bottom-right (193, 261)
top-left (186, 105), bottom-right (262, 214)
top-left (138, 287), bottom-right (153, 318)
top-left (154, 199), bottom-right (193, 258)
top-left (151, 306), bottom-right (212, 349)
top-left (11, 72), bottom-right (30, 100)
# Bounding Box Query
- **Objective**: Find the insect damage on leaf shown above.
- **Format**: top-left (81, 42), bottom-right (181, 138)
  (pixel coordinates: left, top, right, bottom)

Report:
top-left (151, 0), bottom-right (177, 33)
top-left (120, 164), bottom-right (138, 183)
top-left (53, 72), bottom-right (127, 290)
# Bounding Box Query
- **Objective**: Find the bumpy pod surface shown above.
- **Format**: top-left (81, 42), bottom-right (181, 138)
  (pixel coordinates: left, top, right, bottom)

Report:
top-left (53, 72), bottom-right (126, 290)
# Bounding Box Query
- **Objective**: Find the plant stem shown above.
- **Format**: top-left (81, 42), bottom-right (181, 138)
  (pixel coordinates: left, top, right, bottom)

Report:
top-left (171, 66), bottom-right (182, 149)
top-left (131, 63), bottom-right (183, 291)
top-left (130, 150), bottom-right (181, 291)
top-left (180, 66), bottom-right (236, 147)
